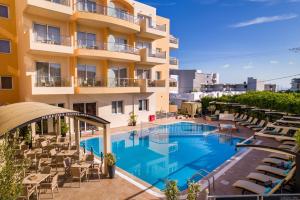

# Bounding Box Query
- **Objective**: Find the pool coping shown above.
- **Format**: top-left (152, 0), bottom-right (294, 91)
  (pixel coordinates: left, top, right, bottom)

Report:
top-left (80, 120), bottom-right (256, 198)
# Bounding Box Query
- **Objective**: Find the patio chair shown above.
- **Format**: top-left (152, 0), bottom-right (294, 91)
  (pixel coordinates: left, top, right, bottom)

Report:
top-left (233, 179), bottom-right (282, 195)
top-left (70, 167), bottom-right (88, 187)
top-left (89, 163), bottom-right (101, 179)
top-left (40, 166), bottom-right (52, 174)
top-left (39, 173), bottom-right (59, 199)
top-left (256, 165), bottom-right (295, 177)
top-left (18, 185), bottom-right (38, 200)
top-left (70, 145), bottom-right (77, 150)
top-left (63, 157), bottom-right (72, 176)
top-left (85, 154), bottom-right (94, 162)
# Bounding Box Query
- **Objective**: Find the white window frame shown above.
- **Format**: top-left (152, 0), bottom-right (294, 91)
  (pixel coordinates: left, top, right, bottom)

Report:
top-left (0, 4), bottom-right (9, 19)
top-left (0, 39), bottom-right (11, 54)
top-left (138, 99), bottom-right (149, 111)
top-left (0, 76), bottom-right (13, 90)
top-left (112, 101), bottom-right (123, 114)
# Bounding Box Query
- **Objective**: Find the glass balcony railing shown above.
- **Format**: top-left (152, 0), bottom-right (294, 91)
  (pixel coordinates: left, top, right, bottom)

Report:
top-left (148, 23), bottom-right (166, 32)
top-left (33, 33), bottom-right (71, 46)
top-left (169, 36), bottom-right (179, 44)
top-left (169, 81), bottom-right (178, 87)
top-left (76, 77), bottom-right (139, 88)
top-left (76, 40), bottom-right (139, 54)
top-left (35, 76), bottom-right (71, 87)
top-left (75, 1), bottom-right (139, 24)
top-left (148, 51), bottom-right (166, 59)
top-left (44, 0), bottom-right (70, 6)
top-left (169, 57), bottom-right (178, 65)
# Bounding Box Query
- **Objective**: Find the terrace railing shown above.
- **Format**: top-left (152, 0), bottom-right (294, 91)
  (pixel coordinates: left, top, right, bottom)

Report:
top-left (43, 0), bottom-right (70, 6)
top-left (169, 57), bottom-right (178, 65)
top-left (35, 76), bottom-right (71, 87)
top-left (147, 79), bottom-right (166, 87)
top-left (169, 81), bottom-right (178, 87)
top-left (75, 1), bottom-right (139, 24)
top-left (76, 77), bottom-right (139, 88)
top-left (76, 40), bottom-right (139, 54)
top-left (148, 51), bottom-right (166, 59)
top-left (33, 33), bottom-right (71, 46)
top-left (169, 36), bottom-right (179, 44)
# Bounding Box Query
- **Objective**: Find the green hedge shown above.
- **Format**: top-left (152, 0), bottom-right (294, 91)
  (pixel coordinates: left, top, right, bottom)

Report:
top-left (201, 92), bottom-right (300, 114)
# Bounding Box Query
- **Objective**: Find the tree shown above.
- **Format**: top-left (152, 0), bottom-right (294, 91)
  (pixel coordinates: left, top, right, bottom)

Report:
top-left (0, 140), bottom-right (27, 200)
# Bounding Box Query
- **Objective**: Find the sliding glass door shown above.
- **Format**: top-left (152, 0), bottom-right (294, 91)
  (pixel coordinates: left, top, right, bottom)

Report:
top-left (33, 23), bottom-right (61, 45)
top-left (77, 64), bottom-right (97, 86)
top-left (108, 67), bottom-right (127, 87)
top-left (73, 103), bottom-right (96, 131)
top-left (36, 62), bottom-right (61, 87)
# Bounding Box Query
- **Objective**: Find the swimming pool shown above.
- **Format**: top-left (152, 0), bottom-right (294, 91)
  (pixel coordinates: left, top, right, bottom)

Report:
top-left (80, 122), bottom-right (243, 191)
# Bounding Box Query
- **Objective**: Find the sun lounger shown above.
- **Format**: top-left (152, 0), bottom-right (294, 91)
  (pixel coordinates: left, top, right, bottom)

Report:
top-left (275, 138), bottom-right (295, 143)
top-left (256, 165), bottom-right (294, 177)
top-left (233, 180), bottom-right (281, 195)
top-left (269, 153), bottom-right (294, 161)
top-left (247, 172), bottom-right (280, 184)
top-left (248, 120), bottom-right (265, 129)
top-left (262, 158), bottom-right (292, 167)
top-left (234, 115), bottom-right (247, 122)
top-left (282, 141), bottom-right (296, 146)
top-left (237, 117), bottom-right (253, 125)
top-left (278, 144), bottom-right (295, 150)
top-left (240, 118), bottom-right (258, 126)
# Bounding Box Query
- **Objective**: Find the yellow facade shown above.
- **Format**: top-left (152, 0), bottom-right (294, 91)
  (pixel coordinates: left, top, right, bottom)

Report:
top-left (2, 0), bottom-right (179, 127)
top-left (0, 0), bottom-right (19, 104)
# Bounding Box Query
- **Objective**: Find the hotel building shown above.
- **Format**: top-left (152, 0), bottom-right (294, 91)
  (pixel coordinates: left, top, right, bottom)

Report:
top-left (0, 0), bottom-right (179, 128)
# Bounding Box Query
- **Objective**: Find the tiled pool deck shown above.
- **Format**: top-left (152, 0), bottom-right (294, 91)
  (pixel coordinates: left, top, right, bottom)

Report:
top-left (49, 118), bottom-right (282, 200)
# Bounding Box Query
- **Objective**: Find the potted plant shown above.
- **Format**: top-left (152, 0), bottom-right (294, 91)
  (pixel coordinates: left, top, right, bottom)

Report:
top-left (207, 105), bottom-right (216, 115)
top-left (164, 180), bottom-right (179, 200)
top-left (129, 112), bottom-right (137, 126)
top-left (60, 120), bottom-right (69, 137)
top-left (105, 153), bottom-right (116, 178)
top-left (187, 181), bottom-right (201, 200)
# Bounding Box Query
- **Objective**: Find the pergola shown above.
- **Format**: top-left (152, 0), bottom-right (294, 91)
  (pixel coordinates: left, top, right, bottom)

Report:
top-left (0, 102), bottom-right (111, 174)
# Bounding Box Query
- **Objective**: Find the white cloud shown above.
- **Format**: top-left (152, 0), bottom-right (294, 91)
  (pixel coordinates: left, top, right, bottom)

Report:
top-left (270, 60), bottom-right (279, 64)
top-left (231, 13), bottom-right (298, 28)
top-left (243, 62), bottom-right (254, 69)
top-left (222, 64), bottom-right (230, 68)
top-left (289, 61), bottom-right (294, 65)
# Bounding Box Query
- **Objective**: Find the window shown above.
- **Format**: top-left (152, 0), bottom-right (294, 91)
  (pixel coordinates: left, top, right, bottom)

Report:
top-left (112, 101), bottom-right (123, 114)
top-left (77, 32), bottom-right (97, 48)
top-left (0, 40), bottom-right (10, 53)
top-left (156, 71), bottom-right (161, 80)
top-left (136, 69), bottom-right (150, 79)
top-left (0, 5), bottom-right (8, 18)
top-left (0, 76), bottom-right (12, 89)
top-left (36, 62), bottom-right (61, 87)
top-left (77, 64), bottom-right (96, 86)
top-left (139, 99), bottom-right (149, 111)
top-left (73, 102), bottom-right (97, 131)
top-left (33, 23), bottom-right (61, 44)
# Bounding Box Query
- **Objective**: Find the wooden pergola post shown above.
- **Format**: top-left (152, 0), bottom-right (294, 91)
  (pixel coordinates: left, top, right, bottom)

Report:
top-left (74, 118), bottom-right (80, 160)
top-left (57, 117), bottom-right (61, 138)
top-left (103, 123), bottom-right (111, 175)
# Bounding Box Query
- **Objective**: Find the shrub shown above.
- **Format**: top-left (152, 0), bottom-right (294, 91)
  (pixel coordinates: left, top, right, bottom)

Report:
top-left (164, 180), bottom-right (179, 200)
top-left (187, 181), bottom-right (201, 200)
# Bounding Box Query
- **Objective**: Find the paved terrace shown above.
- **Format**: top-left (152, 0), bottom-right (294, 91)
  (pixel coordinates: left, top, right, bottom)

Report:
top-left (50, 118), bottom-right (283, 200)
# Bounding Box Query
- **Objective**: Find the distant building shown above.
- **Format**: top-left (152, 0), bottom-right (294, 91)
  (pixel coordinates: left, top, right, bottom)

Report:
top-left (247, 77), bottom-right (265, 91)
top-left (170, 69), bottom-right (219, 93)
top-left (291, 78), bottom-right (300, 91)
top-left (264, 84), bottom-right (277, 92)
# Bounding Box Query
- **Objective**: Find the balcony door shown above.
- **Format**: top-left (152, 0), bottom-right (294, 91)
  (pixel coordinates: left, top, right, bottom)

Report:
top-left (136, 69), bottom-right (150, 80)
top-left (33, 23), bottom-right (61, 45)
top-left (108, 35), bottom-right (127, 51)
top-left (77, 64), bottom-right (97, 86)
top-left (73, 103), bottom-right (97, 132)
top-left (77, 32), bottom-right (97, 49)
top-left (36, 62), bottom-right (61, 87)
top-left (108, 67), bottom-right (127, 87)
top-left (77, 0), bottom-right (96, 12)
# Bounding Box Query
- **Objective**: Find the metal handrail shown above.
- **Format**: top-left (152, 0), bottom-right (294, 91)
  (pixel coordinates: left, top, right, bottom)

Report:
top-left (190, 168), bottom-right (215, 195)
top-left (170, 36), bottom-right (179, 44)
top-left (75, 0), bottom-right (139, 24)
top-left (148, 50), bottom-right (166, 59)
top-left (43, 0), bottom-right (70, 6)
top-left (76, 77), bottom-right (140, 87)
top-left (33, 33), bottom-right (71, 46)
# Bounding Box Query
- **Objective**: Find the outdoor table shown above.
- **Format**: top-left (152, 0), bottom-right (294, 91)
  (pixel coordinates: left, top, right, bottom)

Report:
top-left (56, 150), bottom-right (77, 157)
top-left (22, 173), bottom-right (50, 185)
top-left (71, 162), bottom-right (91, 169)
top-left (219, 114), bottom-right (234, 121)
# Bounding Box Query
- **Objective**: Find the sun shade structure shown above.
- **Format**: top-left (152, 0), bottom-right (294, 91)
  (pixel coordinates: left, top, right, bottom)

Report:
top-left (0, 102), bottom-right (110, 136)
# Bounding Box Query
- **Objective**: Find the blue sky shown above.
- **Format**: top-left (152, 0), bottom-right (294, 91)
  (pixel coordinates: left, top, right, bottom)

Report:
top-left (139, 0), bottom-right (300, 89)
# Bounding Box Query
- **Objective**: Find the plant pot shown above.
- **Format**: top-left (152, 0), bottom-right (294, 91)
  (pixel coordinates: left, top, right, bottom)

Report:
top-left (108, 165), bottom-right (116, 179)
top-left (132, 121), bottom-right (137, 126)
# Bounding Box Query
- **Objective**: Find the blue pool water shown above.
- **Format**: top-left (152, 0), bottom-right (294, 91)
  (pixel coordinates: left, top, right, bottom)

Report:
top-left (80, 122), bottom-right (243, 191)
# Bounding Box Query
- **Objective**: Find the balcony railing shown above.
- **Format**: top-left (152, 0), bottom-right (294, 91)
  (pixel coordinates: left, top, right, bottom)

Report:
top-left (169, 81), bottom-right (177, 87)
top-left (76, 40), bottom-right (139, 54)
top-left (148, 51), bottom-right (166, 59)
top-left (33, 33), bottom-right (71, 46)
top-left (43, 0), bottom-right (70, 6)
top-left (147, 80), bottom-right (166, 87)
top-left (35, 76), bottom-right (71, 87)
top-left (169, 57), bottom-right (178, 65)
top-left (149, 23), bottom-right (166, 32)
top-left (170, 36), bottom-right (179, 44)
top-left (76, 77), bottom-right (139, 87)
top-left (75, 1), bottom-right (139, 24)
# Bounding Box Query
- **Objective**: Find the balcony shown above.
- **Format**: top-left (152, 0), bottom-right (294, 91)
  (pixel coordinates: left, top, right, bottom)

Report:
top-left (73, 1), bottom-right (140, 33)
top-left (169, 36), bottom-right (179, 49)
top-left (28, 32), bottom-right (73, 56)
top-left (169, 80), bottom-right (178, 93)
top-left (138, 19), bottom-right (167, 39)
top-left (25, 0), bottom-right (72, 20)
top-left (139, 48), bottom-right (167, 65)
top-left (29, 75), bottom-right (74, 95)
top-left (138, 79), bottom-right (166, 93)
top-left (75, 41), bottom-right (141, 62)
top-left (169, 57), bottom-right (179, 69)
top-left (75, 78), bottom-right (141, 94)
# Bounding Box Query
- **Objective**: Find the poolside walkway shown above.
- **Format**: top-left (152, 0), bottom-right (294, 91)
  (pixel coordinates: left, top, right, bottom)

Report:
top-left (47, 117), bottom-right (283, 200)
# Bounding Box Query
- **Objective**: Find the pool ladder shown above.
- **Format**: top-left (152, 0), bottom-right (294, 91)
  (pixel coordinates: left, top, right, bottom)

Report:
top-left (190, 169), bottom-right (215, 195)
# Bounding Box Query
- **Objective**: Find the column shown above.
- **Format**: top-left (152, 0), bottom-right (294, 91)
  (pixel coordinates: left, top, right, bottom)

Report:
top-left (102, 124), bottom-right (111, 175)
top-left (68, 117), bottom-right (72, 144)
top-left (74, 118), bottom-right (80, 160)
top-left (57, 117), bottom-right (61, 137)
